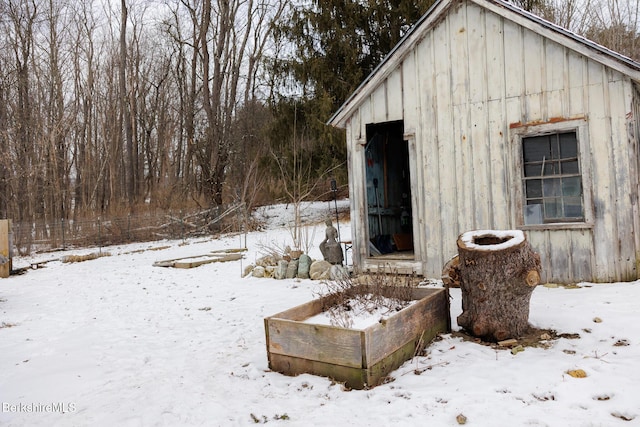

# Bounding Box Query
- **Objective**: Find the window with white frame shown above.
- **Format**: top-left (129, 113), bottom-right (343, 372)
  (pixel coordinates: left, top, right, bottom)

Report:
top-left (521, 130), bottom-right (585, 225)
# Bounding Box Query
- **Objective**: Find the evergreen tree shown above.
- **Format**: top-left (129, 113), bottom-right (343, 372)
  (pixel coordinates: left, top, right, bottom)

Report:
top-left (268, 0), bottom-right (435, 199)
top-left (281, 0), bottom-right (435, 111)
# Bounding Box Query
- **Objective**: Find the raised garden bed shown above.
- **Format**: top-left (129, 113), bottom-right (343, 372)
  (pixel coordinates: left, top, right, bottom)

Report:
top-left (264, 285), bottom-right (450, 389)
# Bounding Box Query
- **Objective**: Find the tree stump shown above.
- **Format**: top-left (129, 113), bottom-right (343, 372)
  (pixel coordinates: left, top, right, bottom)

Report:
top-left (456, 230), bottom-right (541, 342)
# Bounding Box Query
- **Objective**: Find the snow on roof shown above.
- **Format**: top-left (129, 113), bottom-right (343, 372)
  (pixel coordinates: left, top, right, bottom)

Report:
top-left (459, 229), bottom-right (525, 251)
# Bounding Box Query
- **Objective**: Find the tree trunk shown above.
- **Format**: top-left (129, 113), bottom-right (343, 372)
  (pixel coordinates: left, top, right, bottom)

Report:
top-left (456, 230), bottom-right (541, 342)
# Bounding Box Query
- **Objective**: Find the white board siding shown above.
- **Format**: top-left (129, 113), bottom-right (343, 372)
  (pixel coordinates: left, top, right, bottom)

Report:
top-left (434, 14), bottom-right (459, 268)
top-left (419, 30), bottom-right (444, 275)
top-left (339, 0), bottom-right (639, 283)
top-left (386, 69), bottom-right (404, 123)
top-left (608, 75), bottom-right (637, 281)
top-left (485, 11), bottom-right (505, 102)
top-left (345, 118), bottom-right (364, 266)
top-left (567, 51), bottom-right (587, 117)
top-left (371, 82), bottom-right (387, 123)
top-left (633, 86), bottom-right (640, 278)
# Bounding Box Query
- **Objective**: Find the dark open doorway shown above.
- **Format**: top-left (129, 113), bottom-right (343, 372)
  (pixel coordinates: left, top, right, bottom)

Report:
top-left (365, 120), bottom-right (414, 259)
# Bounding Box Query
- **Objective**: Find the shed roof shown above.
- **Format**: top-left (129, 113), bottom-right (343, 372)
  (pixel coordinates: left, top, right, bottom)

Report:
top-left (328, 0), bottom-right (640, 128)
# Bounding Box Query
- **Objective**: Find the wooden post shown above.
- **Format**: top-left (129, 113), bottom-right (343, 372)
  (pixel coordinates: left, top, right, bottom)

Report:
top-left (456, 229), bottom-right (541, 342)
top-left (0, 220), bottom-right (12, 278)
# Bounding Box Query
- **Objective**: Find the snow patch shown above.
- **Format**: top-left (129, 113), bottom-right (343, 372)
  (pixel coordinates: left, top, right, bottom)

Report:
top-left (460, 229), bottom-right (525, 251)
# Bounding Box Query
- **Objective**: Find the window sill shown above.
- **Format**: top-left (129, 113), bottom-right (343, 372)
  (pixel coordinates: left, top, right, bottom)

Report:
top-left (518, 222), bottom-right (594, 231)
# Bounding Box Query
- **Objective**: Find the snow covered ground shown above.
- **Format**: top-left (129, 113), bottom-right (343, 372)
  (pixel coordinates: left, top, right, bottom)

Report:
top-left (1, 200), bottom-right (639, 426)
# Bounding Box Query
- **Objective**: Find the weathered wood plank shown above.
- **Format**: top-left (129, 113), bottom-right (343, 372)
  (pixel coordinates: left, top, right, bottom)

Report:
top-left (266, 318), bottom-right (363, 368)
top-left (453, 103), bottom-right (473, 232)
top-left (567, 51), bottom-right (586, 117)
top-left (547, 230), bottom-right (572, 283)
top-left (173, 253), bottom-right (243, 268)
top-left (153, 251), bottom-right (244, 268)
top-left (267, 353), bottom-right (366, 389)
top-left (0, 220), bottom-right (10, 278)
top-left (587, 60), bottom-right (616, 282)
top-left (487, 99), bottom-right (509, 229)
top-left (524, 30), bottom-right (543, 96)
top-left (346, 119), bottom-right (366, 267)
top-left (545, 39), bottom-right (565, 92)
top-left (569, 229), bottom-right (594, 283)
top-left (386, 69), bottom-right (403, 122)
top-left (631, 84), bottom-right (640, 279)
top-left (526, 230), bottom-right (551, 283)
top-left (371, 82), bottom-right (387, 123)
top-left (364, 288), bottom-right (449, 365)
top-left (401, 53), bottom-right (418, 129)
top-left (450, 2), bottom-right (468, 107)
top-left (356, 102), bottom-right (373, 263)
top-left (467, 4), bottom-right (486, 104)
top-left (503, 20), bottom-right (524, 98)
top-left (522, 25), bottom-right (544, 122)
top-left (265, 297), bottom-right (325, 322)
top-left (418, 32), bottom-right (443, 273)
top-left (485, 11), bottom-right (505, 101)
top-left (608, 74), bottom-right (637, 280)
top-left (434, 16), bottom-right (458, 265)
top-left (470, 101), bottom-right (490, 229)
top-left (452, 4), bottom-right (476, 233)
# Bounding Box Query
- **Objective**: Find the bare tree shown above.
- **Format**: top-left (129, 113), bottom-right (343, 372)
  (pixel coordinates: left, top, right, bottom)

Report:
top-left (4, 0), bottom-right (38, 224)
top-left (0, 0), bottom-right (285, 244)
top-left (584, 0), bottom-right (640, 60)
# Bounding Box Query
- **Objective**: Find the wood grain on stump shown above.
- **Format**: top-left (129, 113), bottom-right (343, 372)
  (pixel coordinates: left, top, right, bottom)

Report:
top-left (456, 230), bottom-right (541, 342)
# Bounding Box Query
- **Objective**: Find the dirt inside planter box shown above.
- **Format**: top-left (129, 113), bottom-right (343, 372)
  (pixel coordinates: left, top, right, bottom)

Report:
top-left (264, 286), bottom-right (450, 389)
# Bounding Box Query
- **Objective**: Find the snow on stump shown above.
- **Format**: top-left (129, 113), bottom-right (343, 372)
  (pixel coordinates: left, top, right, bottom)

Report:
top-left (456, 229), bottom-right (541, 342)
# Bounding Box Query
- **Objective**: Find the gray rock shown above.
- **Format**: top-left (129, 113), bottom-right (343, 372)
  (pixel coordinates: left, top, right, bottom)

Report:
top-left (297, 254), bottom-right (311, 279)
top-left (242, 264), bottom-right (255, 278)
top-left (265, 266), bottom-right (276, 278)
top-left (252, 266), bottom-right (265, 278)
top-left (309, 260), bottom-right (332, 280)
top-left (330, 264), bottom-right (349, 280)
top-left (285, 259), bottom-right (299, 279)
top-left (275, 260), bottom-right (288, 280)
top-left (256, 255), bottom-right (279, 267)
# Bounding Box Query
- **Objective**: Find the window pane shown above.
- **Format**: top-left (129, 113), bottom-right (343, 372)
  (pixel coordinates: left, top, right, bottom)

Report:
top-left (544, 198), bottom-right (561, 218)
top-left (525, 179), bottom-right (542, 198)
top-left (523, 136), bottom-right (551, 162)
top-left (561, 160), bottom-right (579, 174)
top-left (525, 163), bottom-right (542, 176)
top-left (524, 203), bottom-right (543, 225)
top-left (543, 178), bottom-right (562, 197)
top-left (559, 132), bottom-right (578, 158)
top-left (543, 161), bottom-right (560, 176)
top-left (562, 177), bottom-right (582, 197)
top-left (564, 197), bottom-right (583, 218)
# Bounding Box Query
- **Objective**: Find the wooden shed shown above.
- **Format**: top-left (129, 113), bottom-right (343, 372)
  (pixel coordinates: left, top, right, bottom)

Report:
top-left (328, 0), bottom-right (640, 284)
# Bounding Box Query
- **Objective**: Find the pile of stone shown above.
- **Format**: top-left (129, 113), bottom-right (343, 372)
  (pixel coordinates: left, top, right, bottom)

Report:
top-left (243, 251), bottom-right (348, 281)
